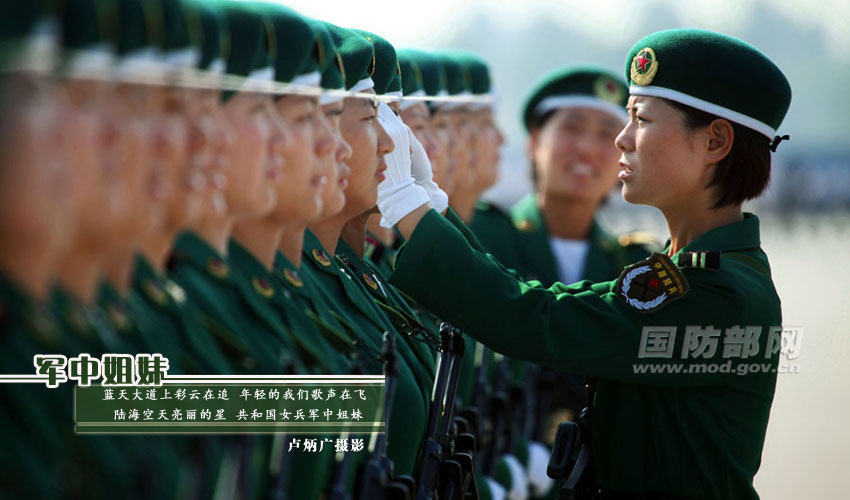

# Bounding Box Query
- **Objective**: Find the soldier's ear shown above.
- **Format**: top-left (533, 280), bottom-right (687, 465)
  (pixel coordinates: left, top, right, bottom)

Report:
top-left (527, 129), bottom-right (540, 159)
top-left (704, 118), bottom-right (734, 166)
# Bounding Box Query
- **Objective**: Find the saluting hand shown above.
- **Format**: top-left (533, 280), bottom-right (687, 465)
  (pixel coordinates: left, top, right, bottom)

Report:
top-left (408, 127), bottom-right (449, 214)
top-left (376, 102), bottom-right (430, 227)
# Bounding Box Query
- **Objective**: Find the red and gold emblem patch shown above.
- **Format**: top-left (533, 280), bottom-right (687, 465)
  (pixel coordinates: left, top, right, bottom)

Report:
top-left (630, 47), bottom-right (658, 86)
top-left (594, 76), bottom-right (625, 104)
top-left (362, 272), bottom-right (379, 291)
top-left (312, 249), bottom-right (332, 267)
top-left (614, 252), bottom-right (688, 313)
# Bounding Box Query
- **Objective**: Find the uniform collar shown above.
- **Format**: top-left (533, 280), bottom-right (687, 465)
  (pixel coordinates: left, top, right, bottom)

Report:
top-left (302, 230), bottom-right (338, 274)
top-left (228, 239), bottom-right (282, 300)
top-left (272, 250), bottom-right (310, 296)
top-left (0, 271), bottom-right (34, 315)
top-left (670, 213), bottom-right (761, 256)
top-left (97, 280), bottom-right (135, 334)
top-left (0, 274), bottom-right (61, 349)
top-left (228, 239), bottom-right (270, 280)
top-left (133, 254), bottom-right (173, 309)
top-left (133, 254), bottom-right (158, 286)
top-left (172, 230), bottom-right (231, 279)
top-left (51, 285), bottom-right (97, 341)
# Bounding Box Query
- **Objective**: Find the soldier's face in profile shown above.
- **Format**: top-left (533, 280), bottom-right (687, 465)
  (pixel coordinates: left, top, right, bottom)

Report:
top-left (221, 92), bottom-right (281, 218)
top-left (429, 109), bottom-right (457, 195)
top-left (616, 96), bottom-right (711, 211)
top-left (157, 86), bottom-right (196, 232)
top-left (54, 79), bottom-right (102, 243)
top-left (471, 107), bottom-right (503, 191)
top-left (194, 88), bottom-right (233, 219)
top-left (0, 75), bottom-right (72, 254)
top-left (64, 79), bottom-right (126, 243)
top-left (318, 100), bottom-right (352, 219)
top-left (95, 82), bottom-right (156, 252)
top-left (530, 106), bottom-right (623, 204)
top-left (445, 108), bottom-right (475, 197)
top-left (338, 93), bottom-right (393, 215)
top-left (270, 94), bottom-right (329, 224)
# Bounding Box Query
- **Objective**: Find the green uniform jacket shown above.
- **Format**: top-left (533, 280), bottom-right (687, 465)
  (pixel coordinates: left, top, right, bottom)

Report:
top-left (0, 276), bottom-right (84, 498)
top-left (170, 232), bottom-right (304, 499)
top-left (230, 238), bottom-right (348, 500)
top-left (469, 200), bottom-right (526, 273)
top-left (130, 255), bottom-right (234, 500)
top-left (390, 210), bottom-right (781, 500)
top-left (363, 228), bottom-right (481, 408)
top-left (272, 250), bottom-right (358, 373)
top-left (130, 254), bottom-right (234, 374)
top-left (169, 231), bottom-right (286, 373)
top-left (474, 194), bottom-right (654, 287)
top-left (301, 229), bottom-right (429, 478)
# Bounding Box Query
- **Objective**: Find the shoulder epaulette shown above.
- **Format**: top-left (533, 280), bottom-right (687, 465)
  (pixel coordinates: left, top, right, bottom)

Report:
top-left (676, 251), bottom-right (721, 271)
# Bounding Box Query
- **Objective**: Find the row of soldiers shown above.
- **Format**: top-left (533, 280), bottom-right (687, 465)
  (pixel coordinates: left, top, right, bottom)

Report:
top-left (0, 1), bottom-right (656, 499)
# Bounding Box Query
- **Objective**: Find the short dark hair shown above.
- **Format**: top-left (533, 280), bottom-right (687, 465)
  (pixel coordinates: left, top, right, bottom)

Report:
top-left (665, 99), bottom-right (772, 209)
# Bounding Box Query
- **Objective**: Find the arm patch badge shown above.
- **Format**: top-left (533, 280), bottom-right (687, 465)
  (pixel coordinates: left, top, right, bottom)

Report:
top-left (614, 252), bottom-right (689, 313)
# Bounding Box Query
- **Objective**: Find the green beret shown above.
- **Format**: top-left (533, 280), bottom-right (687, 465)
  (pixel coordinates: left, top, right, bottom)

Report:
top-left (60, 0), bottom-right (116, 76)
top-left (0, 0), bottom-right (58, 73)
top-left (352, 29), bottom-right (401, 96)
top-left (439, 51), bottom-right (471, 96)
top-left (157, 0), bottom-right (201, 69)
top-left (400, 49), bottom-right (446, 97)
top-left (219, 2), bottom-right (273, 80)
top-left (522, 65), bottom-right (628, 132)
top-left (396, 50), bottom-right (424, 97)
top-left (325, 23), bottom-right (373, 92)
top-left (625, 28), bottom-right (791, 139)
top-left (111, 0), bottom-right (166, 82)
top-left (307, 19), bottom-right (345, 92)
top-left (189, 0), bottom-right (225, 71)
top-left (445, 50), bottom-right (491, 95)
top-left (113, 0), bottom-right (152, 57)
top-left (265, 4), bottom-right (318, 86)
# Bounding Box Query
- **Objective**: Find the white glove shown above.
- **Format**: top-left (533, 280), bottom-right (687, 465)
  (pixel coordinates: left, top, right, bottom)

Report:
top-left (526, 441), bottom-right (555, 497)
top-left (484, 477), bottom-right (508, 500)
top-left (376, 102), bottom-right (429, 227)
top-left (500, 454), bottom-right (530, 500)
top-left (407, 126), bottom-right (449, 213)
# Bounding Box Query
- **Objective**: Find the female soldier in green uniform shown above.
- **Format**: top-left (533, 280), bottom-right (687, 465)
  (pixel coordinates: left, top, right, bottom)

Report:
top-left (301, 25), bottom-right (436, 482)
top-left (377, 28), bottom-right (792, 500)
top-left (473, 67), bottom-right (660, 500)
top-left (0, 5), bottom-right (78, 496)
top-left (272, 18), bottom-right (361, 370)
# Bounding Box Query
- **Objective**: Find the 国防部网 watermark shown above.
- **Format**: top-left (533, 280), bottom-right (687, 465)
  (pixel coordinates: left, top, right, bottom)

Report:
top-left (632, 325), bottom-right (802, 375)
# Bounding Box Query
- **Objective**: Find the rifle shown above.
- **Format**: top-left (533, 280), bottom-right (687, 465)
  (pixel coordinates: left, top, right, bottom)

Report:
top-left (481, 355), bottom-right (510, 477)
top-left (457, 342), bottom-right (490, 460)
top-left (416, 323), bottom-right (454, 500)
top-left (546, 378), bottom-right (597, 500)
top-left (434, 327), bottom-right (477, 500)
top-left (328, 363), bottom-right (367, 500)
top-left (358, 332), bottom-right (412, 500)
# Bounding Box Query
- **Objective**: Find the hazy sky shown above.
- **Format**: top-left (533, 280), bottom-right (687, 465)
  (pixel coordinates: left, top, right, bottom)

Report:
top-left (273, 0), bottom-right (850, 60)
